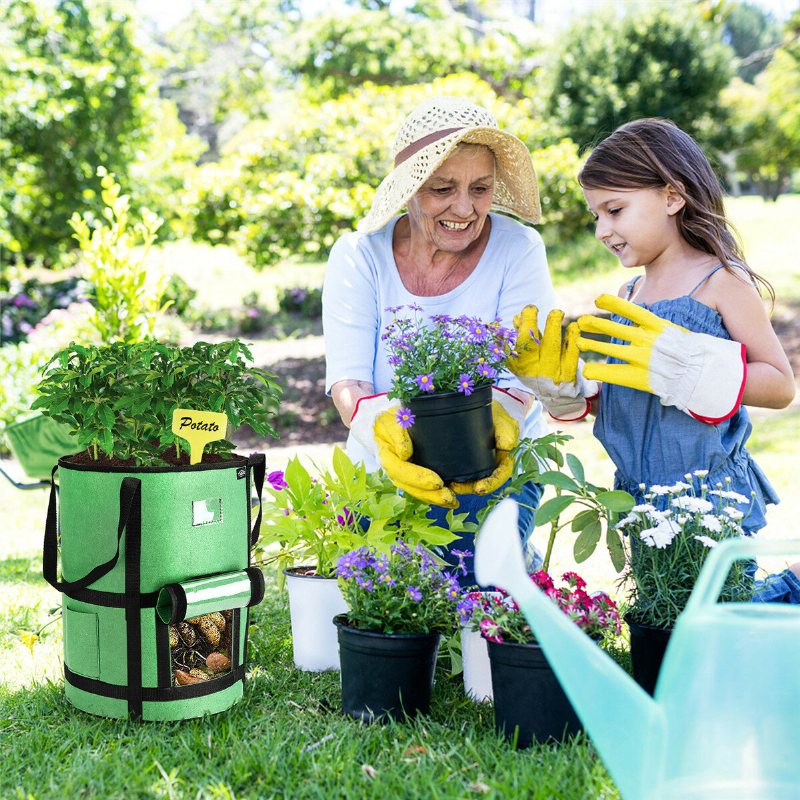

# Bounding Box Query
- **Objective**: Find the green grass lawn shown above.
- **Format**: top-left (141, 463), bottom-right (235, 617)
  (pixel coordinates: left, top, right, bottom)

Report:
top-left (1, 194), bottom-right (798, 799)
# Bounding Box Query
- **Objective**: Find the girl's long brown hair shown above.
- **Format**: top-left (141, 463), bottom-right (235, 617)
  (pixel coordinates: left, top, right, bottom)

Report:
top-left (578, 118), bottom-right (774, 303)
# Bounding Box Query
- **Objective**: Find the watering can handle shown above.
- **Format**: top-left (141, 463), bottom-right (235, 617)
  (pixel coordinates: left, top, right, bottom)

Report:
top-left (686, 537), bottom-right (800, 611)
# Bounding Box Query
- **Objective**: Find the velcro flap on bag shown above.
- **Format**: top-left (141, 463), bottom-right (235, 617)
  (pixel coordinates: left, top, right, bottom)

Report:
top-left (157, 567), bottom-right (265, 625)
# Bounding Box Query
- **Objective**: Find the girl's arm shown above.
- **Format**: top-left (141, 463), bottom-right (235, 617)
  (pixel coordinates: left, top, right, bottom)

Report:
top-left (712, 270), bottom-right (795, 409)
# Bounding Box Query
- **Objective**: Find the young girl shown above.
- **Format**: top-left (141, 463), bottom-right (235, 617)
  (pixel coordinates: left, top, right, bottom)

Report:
top-left (511, 118), bottom-right (799, 602)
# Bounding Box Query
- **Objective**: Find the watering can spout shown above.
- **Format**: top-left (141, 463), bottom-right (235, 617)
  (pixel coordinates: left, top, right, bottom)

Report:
top-left (475, 499), bottom-right (665, 800)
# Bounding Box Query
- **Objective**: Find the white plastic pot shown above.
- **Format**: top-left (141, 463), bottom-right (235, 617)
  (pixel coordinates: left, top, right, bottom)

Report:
top-left (284, 568), bottom-right (348, 671)
top-left (461, 625), bottom-right (493, 703)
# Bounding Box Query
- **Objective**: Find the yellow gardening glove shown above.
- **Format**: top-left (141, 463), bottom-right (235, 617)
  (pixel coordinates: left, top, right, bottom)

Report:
top-left (576, 294), bottom-right (746, 423)
top-left (450, 401), bottom-right (519, 496)
top-left (508, 306), bottom-right (598, 421)
top-left (373, 410), bottom-right (458, 509)
top-left (508, 306), bottom-right (579, 382)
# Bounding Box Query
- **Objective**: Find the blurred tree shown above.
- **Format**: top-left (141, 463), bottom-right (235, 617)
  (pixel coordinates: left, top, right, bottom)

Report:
top-left (547, 3), bottom-right (734, 152)
top-left (0, 0), bottom-right (201, 266)
top-left (720, 12), bottom-right (800, 199)
top-left (724, 1), bottom-right (782, 83)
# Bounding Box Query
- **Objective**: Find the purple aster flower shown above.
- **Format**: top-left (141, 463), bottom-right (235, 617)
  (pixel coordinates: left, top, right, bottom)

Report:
top-left (477, 363), bottom-right (497, 380)
top-left (415, 373), bottom-right (435, 393)
top-left (457, 373), bottom-right (474, 396)
top-left (407, 586), bottom-right (422, 602)
top-left (336, 506), bottom-right (354, 527)
top-left (396, 407), bottom-right (415, 428)
top-left (388, 354), bottom-right (403, 367)
top-left (451, 548), bottom-right (472, 577)
top-left (468, 320), bottom-right (490, 342)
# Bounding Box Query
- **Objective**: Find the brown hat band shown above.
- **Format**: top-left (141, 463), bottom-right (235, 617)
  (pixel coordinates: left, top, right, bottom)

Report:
top-left (394, 127), bottom-right (464, 167)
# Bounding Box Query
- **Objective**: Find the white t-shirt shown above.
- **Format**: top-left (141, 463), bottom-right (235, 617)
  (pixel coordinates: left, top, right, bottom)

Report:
top-left (323, 213), bottom-right (557, 469)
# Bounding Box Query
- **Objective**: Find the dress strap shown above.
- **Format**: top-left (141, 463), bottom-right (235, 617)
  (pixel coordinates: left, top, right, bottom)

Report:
top-left (624, 276), bottom-right (642, 300)
top-left (687, 264), bottom-right (725, 297)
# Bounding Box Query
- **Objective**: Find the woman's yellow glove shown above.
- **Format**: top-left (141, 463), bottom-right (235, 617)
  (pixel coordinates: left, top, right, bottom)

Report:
top-left (508, 305), bottom-right (598, 421)
top-left (373, 411), bottom-right (458, 508)
top-left (450, 400), bottom-right (519, 496)
top-left (576, 294), bottom-right (746, 423)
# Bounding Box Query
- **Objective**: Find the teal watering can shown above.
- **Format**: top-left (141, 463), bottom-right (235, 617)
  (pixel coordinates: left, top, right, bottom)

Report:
top-left (475, 499), bottom-right (800, 800)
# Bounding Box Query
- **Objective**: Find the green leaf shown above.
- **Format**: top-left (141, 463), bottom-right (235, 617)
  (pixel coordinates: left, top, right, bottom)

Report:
top-left (534, 495), bottom-right (575, 526)
top-left (595, 490), bottom-right (635, 512)
top-left (537, 470), bottom-right (580, 492)
top-left (571, 508), bottom-right (597, 532)
top-left (573, 519), bottom-right (602, 563)
top-left (566, 453), bottom-right (585, 483)
top-left (606, 527), bottom-right (626, 573)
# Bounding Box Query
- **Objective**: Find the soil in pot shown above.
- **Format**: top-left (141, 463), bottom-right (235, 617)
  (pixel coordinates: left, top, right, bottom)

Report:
top-left (334, 614), bottom-right (440, 723)
top-left (626, 614), bottom-right (673, 696)
top-left (487, 638), bottom-right (582, 747)
top-left (407, 384), bottom-right (495, 483)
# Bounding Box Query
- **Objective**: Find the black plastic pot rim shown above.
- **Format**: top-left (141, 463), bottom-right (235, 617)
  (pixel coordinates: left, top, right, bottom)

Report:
top-left (624, 613), bottom-right (674, 633)
top-left (333, 614), bottom-right (442, 641)
top-left (407, 383), bottom-right (493, 413)
top-left (57, 454), bottom-right (248, 474)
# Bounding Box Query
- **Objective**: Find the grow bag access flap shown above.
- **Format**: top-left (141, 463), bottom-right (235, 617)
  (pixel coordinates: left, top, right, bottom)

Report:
top-left (157, 567), bottom-right (265, 625)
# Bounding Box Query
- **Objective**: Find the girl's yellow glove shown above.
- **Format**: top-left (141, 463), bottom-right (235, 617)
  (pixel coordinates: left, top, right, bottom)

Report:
top-left (508, 306), bottom-right (599, 421)
top-left (576, 294), bottom-right (746, 423)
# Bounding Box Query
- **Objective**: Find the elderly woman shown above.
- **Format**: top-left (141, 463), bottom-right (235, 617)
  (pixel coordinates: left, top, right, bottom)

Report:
top-left (322, 96), bottom-right (557, 581)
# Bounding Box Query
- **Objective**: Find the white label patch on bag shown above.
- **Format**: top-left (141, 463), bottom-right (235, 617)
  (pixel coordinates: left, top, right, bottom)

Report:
top-left (192, 498), bottom-right (223, 526)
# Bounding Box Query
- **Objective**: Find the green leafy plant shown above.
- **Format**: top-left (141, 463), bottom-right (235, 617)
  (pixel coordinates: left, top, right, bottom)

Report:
top-left (69, 167), bottom-right (167, 344)
top-left (482, 433), bottom-right (635, 573)
top-left (259, 447), bottom-right (473, 580)
top-left (31, 339), bottom-right (281, 465)
top-left (336, 542), bottom-right (463, 634)
top-left (617, 474), bottom-right (753, 628)
top-left (277, 286), bottom-right (322, 318)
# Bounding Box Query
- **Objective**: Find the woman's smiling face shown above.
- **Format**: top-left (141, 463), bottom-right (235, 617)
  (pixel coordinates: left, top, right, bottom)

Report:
top-left (406, 144), bottom-right (495, 253)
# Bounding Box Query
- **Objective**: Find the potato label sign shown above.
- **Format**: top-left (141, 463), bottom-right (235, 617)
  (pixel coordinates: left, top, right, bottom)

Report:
top-left (172, 408), bottom-right (229, 464)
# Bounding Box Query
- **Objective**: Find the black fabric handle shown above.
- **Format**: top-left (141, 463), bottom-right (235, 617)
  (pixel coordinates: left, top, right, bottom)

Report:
top-left (43, 469), bottom-right (143, 594)
top-left (248, 453), bottom-right (266, 548)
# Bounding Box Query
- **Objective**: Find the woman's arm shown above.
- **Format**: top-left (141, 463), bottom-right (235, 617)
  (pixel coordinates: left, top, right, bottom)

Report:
top-left (331, 380), bottom-right (375, 428)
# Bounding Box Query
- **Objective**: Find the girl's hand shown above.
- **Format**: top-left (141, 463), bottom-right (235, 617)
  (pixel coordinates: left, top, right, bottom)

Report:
top-left (576, 294), bottom-right (746, 424)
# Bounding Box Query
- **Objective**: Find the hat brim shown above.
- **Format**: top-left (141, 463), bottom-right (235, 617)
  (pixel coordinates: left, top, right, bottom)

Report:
top-left (357, 127), bottom-right (541, 234)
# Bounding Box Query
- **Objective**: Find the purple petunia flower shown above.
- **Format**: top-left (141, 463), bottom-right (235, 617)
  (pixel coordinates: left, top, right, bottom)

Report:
top-left (396, 407), bottom-right (415, 428)
top-left (457, 373), bottom-right (474, 396)
top-left (407, 586), bottom-right (422, 602)
top-left (267, 470), bottom-right (287, 490)
top-left (415, 373), bottom-right (435, 393)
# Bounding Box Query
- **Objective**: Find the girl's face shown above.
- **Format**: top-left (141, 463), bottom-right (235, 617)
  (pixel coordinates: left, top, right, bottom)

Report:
top-left (406, 145), bottom-right (495, 254)
top-left (583, 186), bottom-right (685, 268)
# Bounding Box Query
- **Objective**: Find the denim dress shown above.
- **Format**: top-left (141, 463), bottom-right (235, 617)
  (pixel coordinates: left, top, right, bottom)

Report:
top-left (594, 271), bottom-right (799, 604)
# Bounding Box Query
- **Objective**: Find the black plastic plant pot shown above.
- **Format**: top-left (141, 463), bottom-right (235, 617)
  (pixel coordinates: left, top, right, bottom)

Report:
top-left (625, 614), bottom-right (673, 697)
top-left (333, 614), bottom-right (440, 723)
top-left (407, 383), bottom-right (495, 483)
top-left (487, 638), bottom-right (582, 748)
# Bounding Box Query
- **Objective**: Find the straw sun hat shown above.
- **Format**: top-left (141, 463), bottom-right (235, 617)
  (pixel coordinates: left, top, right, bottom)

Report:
top-left (357, 96), bottom-right (541, 234)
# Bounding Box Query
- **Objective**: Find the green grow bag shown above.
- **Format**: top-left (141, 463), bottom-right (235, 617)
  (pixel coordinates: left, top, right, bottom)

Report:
top-left (44, 453), bottom-right (267, 721)
top-left (5, 413), bottom-right (78, 481)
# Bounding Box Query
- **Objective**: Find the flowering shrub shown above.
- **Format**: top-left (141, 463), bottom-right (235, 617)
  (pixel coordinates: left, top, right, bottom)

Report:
top-left (459, 571), bottom-right (622, 645)
top-left (616, 472), bottom-right (753, 628)
top-left (382, 304), bottom-right (517, 416)
top-left (260, 447), bottom-right (472, 579)
top-left (277, 286), bottom-right (322, 318)
top-left (336, 542), bottom-right (464, 634)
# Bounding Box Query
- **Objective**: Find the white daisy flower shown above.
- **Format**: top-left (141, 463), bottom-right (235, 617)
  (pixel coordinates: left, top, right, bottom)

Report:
top-left (674, 514), bottom-right (690, 525)
top-left (693, 469), bottom-right (709, 478)
top-left (723, 507), bottom-right (744, 520)
top-left (671, 496), bottom-right (713, 514)
top-left (694, 535), bottom-right (717, 548)
top-left (615, 513), bottom-right (638, 530)
top-left (639, 519), bottom-right (679, 549)
top-left (647, 485), bottom-right (674, 496)
top-left (699, 514), bottom-right (722, 533)
top-left (709, 490), bottom-right (750, 505)
top-left (668, 481), bottom-right (693, 493)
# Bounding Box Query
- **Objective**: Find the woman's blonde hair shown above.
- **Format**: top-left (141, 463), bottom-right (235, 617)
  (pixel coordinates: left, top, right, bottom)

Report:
top-left (578, 118), bottom-right (774, 302)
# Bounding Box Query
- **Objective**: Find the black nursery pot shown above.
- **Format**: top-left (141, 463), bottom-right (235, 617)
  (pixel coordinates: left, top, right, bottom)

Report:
top-left (625, 614), bottom-right (673, 696)
top-left (487, 639), bottom-right (582, 748)
top-left (333, 615), bottom-right (440, 723)
top-left (407, 383), bottom-right (495, 483)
